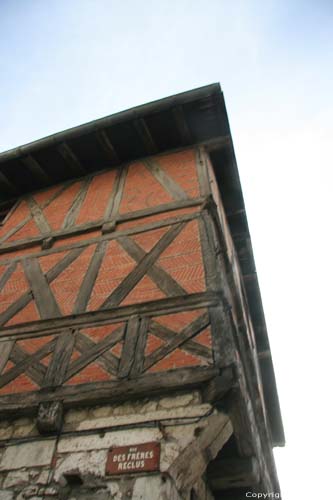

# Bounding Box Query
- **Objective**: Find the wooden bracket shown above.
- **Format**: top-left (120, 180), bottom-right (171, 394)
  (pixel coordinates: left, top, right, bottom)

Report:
top-left (37, 401), bottom-right (63, 435)
top-left (37, 401), bottom-right (64, 435)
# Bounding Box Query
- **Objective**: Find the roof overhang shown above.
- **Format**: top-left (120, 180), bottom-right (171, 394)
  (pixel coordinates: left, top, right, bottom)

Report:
top-left (0, 83), bottom-right (284, 446)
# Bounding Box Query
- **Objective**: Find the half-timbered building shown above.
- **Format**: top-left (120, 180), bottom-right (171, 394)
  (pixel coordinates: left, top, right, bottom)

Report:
top-left (0, 84), bottom-right (284, 499)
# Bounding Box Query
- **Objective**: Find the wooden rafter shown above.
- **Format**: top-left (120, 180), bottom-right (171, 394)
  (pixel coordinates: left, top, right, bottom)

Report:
top-left (172, 105), bottom-right (192, 145)
top-left (21, 155), bottom-right (51, 185)
top-left (133, 118), bottom-right (158, 155)
top-left (57, 142), bottom-right (86, 176)
top-left (0, 172), bottom-right (18, 196)
top-left (96, 129), bottom-right (120, 164)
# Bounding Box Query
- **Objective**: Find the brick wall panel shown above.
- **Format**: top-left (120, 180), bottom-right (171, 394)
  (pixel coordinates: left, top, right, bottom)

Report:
top-left (39, 250), bottom-right (69, 274)
top-left (76, 170), bottom-right (117, 225)
top-left (110, 341), bottom-right (123, 358)
top-left (153, 309), bottom-right (204, 333)
top-left (6, 301), bottom-right (40, 326)
top-left (0, 147), bottom-right (217, 398)
top-left (117, 206), bottom-right (199, 231)
top-left (0, 245), bottom-right (41, 261)
top-left (157, 150), bottom-right (200, 198)
top-left (131, 227), bottom-right (169, 253)
top-left (144, 334), bottom-right (165, 356)
top-left (0, 200), bottom-right (31, 240)
top-left (16, 335), bottom-right (55, 355)
top-left (82, 322), bottom-right (125, 343)
top-left (121, 275), bottom-right (166, 306)
top-left (32, 185), bottom-right (62, 206)
top-left (148, 348), bottom-right (207, 373)
top-left (0, 263), bottom-right (29, 315)
top-left (87, 240), bottom-right (136, 311)
top-left (40, 353), bottom-right (52, 367)
top-left (0, 372), bottom-right (39, 395)
top-left (192, 327), bottom-right (213, 349)
top-left (0, 265), bottom-right (5, 280)
top-left (53, 231), bottom-right (100, 248)
top-left (43, 181), bottom-right (82, 230)
top-left (157, 220), bottom-right (205, 293)
top-left (119, 162), bottom-right (173, 214)
top-left (7, 218), bottom-right (40, 242)
top-left (65, 362), bottom-right (111, 386)
top-left (50, 244), bottom-right (96, 315)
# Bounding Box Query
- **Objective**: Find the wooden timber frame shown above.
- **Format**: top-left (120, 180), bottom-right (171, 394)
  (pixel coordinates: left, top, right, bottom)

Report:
top-left (0, 84), bottom-right (283, 496)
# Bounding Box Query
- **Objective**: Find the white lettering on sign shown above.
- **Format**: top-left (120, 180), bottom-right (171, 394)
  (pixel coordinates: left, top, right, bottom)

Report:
top-left (114, 447), bottom-right (155, 471)
top-left (106, 442), bottom-right (160, 475)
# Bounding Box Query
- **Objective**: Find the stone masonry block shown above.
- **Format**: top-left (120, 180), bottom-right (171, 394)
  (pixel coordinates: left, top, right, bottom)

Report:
top-left (54, 450), bottom-right (107, 482)
top-left (0, 439), bottom-right (56, 471)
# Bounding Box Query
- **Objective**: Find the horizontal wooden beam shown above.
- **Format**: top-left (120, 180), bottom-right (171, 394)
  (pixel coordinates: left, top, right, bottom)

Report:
top-left (0, 209), bottom-right (199, 267)
top-left (0, 365), bottom-right (219, 417)
top-left (208, 457), bottom-right (260, 490)
top-left (0, 197), bottom-right (205, 259)
top-left (0, 291), bottom-right (221, 341)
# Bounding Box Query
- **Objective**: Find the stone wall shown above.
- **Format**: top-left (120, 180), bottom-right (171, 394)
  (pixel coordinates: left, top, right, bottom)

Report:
top-left (0, 391), bottom-right (231, 499)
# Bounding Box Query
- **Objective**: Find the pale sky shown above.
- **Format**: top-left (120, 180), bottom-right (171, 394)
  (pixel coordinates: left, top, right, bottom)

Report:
top-left (1, 1), bottom-right (333, 498)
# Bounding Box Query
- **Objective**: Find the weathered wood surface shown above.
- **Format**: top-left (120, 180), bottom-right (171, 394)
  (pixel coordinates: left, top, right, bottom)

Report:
top-left (22, 258), bottom-right (61, 319)
top-left (96, 130), bottom-right (119, 164)
top-left (0, 200), bottom-right (203, 258)
top-left (167, 413), bottom-right (233, 496)
top-left (43, 329), bottom-right (75, 387)
top-left (118, 317), bottom-right (140, 378)
top-left (144, 158), bottom-right (188, 200)
top-left (72, 240), bottom-right (108, 313)
top-left (26, 196), bottom-right (52, 234)
top-left (100, 223), bottom-right (186, 309)
top-left (10, 343), bottom-right (47, 386)
top-left (208, 457), bottom-right (260, 490)
top-left (0, 291), bottom-right (220, 341)
top-left (62, 177), bottom-right (91, 229)
top-left (119, 235), bottom-right (186, 297)
top-left (37, 401), bottom-right (63, 434)
top-left (21, 155), bottom-right (51, 185)
top-left (0, 338), bottom-right (56, 389)
top-left (75, 331), bottom-right (119, 375)
top-left (143, 313), bottom-right (210, 371)
top-left (57, 142), bottom-right (86, 176)
top-left (0, 365), bottom-right (219, 415)
top-left (149, 320), bottom-right (211, 361)
top-left (64, 325), bottom-right (125, 382)
top-left (0, 341), bottom-right (14, 374)
top-left (130, 317), bottom-right (149, 377)
top-left (0, 145), bottom-right (244, 443)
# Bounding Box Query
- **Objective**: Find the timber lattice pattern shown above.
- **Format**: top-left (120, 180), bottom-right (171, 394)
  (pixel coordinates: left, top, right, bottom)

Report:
top-left (0, 308), bottom-right (213, 395)
top-left (0, 148), bottom-right (221, 399)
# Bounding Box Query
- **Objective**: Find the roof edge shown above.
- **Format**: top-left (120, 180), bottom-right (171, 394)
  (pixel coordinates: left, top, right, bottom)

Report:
top-left (0, 83), bottom-right (221, 163)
